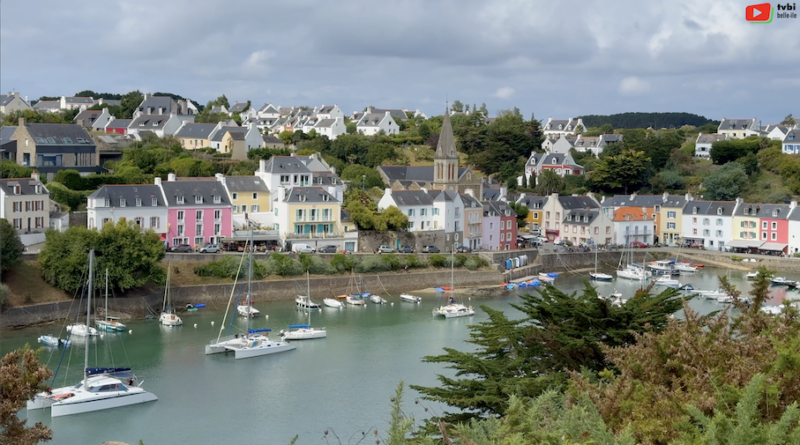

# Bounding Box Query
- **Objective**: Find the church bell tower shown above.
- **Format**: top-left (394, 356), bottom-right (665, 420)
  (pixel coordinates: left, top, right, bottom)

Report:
top-left (433, 108), bottom-right (459, 190)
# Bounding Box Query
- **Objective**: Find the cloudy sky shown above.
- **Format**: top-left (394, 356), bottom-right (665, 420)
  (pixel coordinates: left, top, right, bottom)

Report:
top-left (1, 0), bottom-right (798, 123)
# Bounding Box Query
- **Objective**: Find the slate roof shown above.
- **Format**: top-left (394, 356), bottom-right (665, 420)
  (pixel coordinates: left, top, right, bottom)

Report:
top-left (599, 134), bottom-right (623, 144)
top-left (33, 100), bottom-right (59, 110)
top-left (283, 186), bottom-right (338, 203)
top-left (0, 95), bottom-right (12, 106)
top-left (130, 114), bottom-right (171, 130)
top-left (718, 118), bottom-right (758, 131)
top-left (224, 176), bottom-right (270, 192)
top-left (315, 118), bottom-right (336, 128)
top-left (261, 156), bottom-right (311, 174)
top-left (574, 136), bottom-right (599, 148)
top-left (732, 203), bottom-right (792, 219)
top-left (684, 200), bottom-right (736, 216)
top-left (562, 209), bottom-right (599, 225)
top-left (526, 152), bottom-right (543, 166)
top-left (210, 106), bottom-right (227, 114)
top-left (696, 133), bottom-right (727, 144)
top-left (25, 123), bottom-right (95, 145)
top-left (0, 177), bottom-right (47, 196)
top-left (431, 190), bottom-right (459, 203)
top-left (106, 119), bottom-right (132, 129)
top-left (259, 104), bottom-right (279, 114)
top-left (784, 129), bottom-right (800, 141)
top-left (229, 102), bottom-right (249, 112)
top-left (138, 96), bottom-right (176, 114)
top-left (602, 194), bottom-right (665, 208)
top-left (210, 126), bottom-right (245, 142)
top-left (518, 195), bottom-right (548, 208)
top-left (483, 200), bottom-right (514, 217)
top-left (661, 194), bottom-right (689, 208)
top-left (358, 112), bottom-right (387, 127)
top-left (558, 196), bottom-right (599, 210)
top-left (229, 132), bottom-right (245, 141)
top-left (368, 108), bottom-right (407, 121)
top-left (319, 105), bottom-right (336, 114)
top-left (175, 123), bottom-right (217, 139)
top-left (160, 180), bottom-right (231, 206)
top-left (545, 119), bottom-right (570, 129)
top-left (789, 207), bottom-right (800, 222)
top-left (65, 96), bottom-right (94, 104)
top-left (262, 135), bottom-right (284, 145)
top-left (88, 185), bottom-right (166, 207)
top-left (460, 193), bottom-right (481, 208)
top-left (435, 111), bottom-right (458, 159)
top-left (540, 153), bottom-right (582, 168)
top-left (74, 109), bottom-right (102, 123)
top-left (380, 166), bottom-right (467, 182)
top-left (0, 126), bottom-right (17, 144)
top-left (482, 188), bottom-right (502, 200)
top-left (389, 190), bottom-right (434, 206)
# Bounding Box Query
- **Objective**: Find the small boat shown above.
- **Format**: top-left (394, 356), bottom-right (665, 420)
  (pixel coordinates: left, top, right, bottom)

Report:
top-left (674, 263), bottom-right (698, 274)
top-left (539, 273), bottom-right (558, 280)
top-left (96, 270), bottom-right (127, 332)
top-left (679, 284), bottom-right (694, 291)
top-left (194, 303), bottom-right (206, 308)
top-left (280, 273), bottom-right (326, 340)
top-left (399, 293), bottom-right (421, 303)
top-left (589, 272), bottom-right (614, 282)
top-left (439, 286), bottom-right (454, 291)
top-left (692, 264), bottom-right (704, 268)
top-left (237, 305), bottom-right (261, 318)
top-left (772, 277), bottom-right (794, 286)
top-left (654, 276), bottom-right (681, 288)
top-left (717, 295), bottom-right (734, 304)
top-left (345, 295), bottom-right (365, 306)
top-left (66, 323), bottom-right (98, 337)
top-left (159, 265), bottom-right (183, 327)
top-left (434, 287), bottom-right (445, 293)
top-left (38, 335), bottom-right (70, 347)
top-left (433, 302), bottom-right (475, 318)
top-left (295, 295), bottom-right (321, 309)
top-left (323, 298), bottom-right (344, 308)
top-left (369, 295), bottom-right (387, 304)
top-left (694, 289), bottom-right (729, 300)
top-left (648, 260), bottom-right (676, 274)
top-left (746, 272), bottom-right (758, 280)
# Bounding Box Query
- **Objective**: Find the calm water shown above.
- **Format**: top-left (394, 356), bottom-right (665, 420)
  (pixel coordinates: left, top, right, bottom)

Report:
top-left (2, 267), bottom-right (799, 445)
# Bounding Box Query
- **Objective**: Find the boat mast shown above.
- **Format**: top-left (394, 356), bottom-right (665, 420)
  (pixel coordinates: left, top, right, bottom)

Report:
top-left (105, 268), bottom-right (109, 322)
top-left (84, 250), bottom-right (94, 388)
top-left (163, 265), bottom-right (169, 313)
top-left (307, 270), bottom-right (311, 325)
top-left (246, 230), bottom-right (253, 335)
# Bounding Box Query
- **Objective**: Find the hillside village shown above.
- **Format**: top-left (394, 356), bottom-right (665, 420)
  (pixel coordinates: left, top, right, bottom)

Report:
top-left (1, 91), bottom-right (799, 257)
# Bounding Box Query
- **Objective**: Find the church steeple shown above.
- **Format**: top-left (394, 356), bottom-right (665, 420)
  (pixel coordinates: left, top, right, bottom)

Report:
top-left (434, 106), bottom-right (459, 188)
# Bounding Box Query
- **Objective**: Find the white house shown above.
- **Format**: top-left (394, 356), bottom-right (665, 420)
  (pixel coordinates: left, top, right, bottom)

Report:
top-left (763, 124), bottom-right (792, 141)
top-left (378, 189), bottom-right (435, 232)
top-left (87, 184), bottom-right (169, 239)
top-left (314, 117), bottom-right (346, 140)
top-left (0, 92), bottom-right (32, 114)
top-left (59, 96), bottom-right (94, 111)
top-left (257, 103), bottom-right (281, 119)
top-left (611, 210), bottom-right (656, 246)
top-left (783, 129), bottom-right (799, 154)
top-left (255, 156), bottom-right (312, 196)
top-left (717, 118), bottom-right (760, 139)
top-left (542, 118), bottom-right (585, 138)
top-left (432, 190), bottom-right (464, 248)
top-left (543, 134), bottom-right (576, 153)
top-left (695, 133), bottom-right (727, 158)
top-left (789, 206), bottom-right (800, 256)
top-left (317, 105), bottom-right (344, 120)
top-left (357, 111), bottom-right (398, 136)
top-left (680, 200), bottom-right (738, 250)
top-left (128, 114), bottom-right (194, 139)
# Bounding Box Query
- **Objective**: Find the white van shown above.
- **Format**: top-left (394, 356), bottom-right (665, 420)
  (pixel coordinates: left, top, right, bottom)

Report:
top-left (292, 243), bottom-right (316, 253)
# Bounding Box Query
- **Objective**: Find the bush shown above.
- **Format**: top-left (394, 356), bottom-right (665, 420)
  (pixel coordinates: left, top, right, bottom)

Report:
top-left (429, 254), bottom-right (447, 268)
top-left (401, 255), bottom-right (428, 269)
top-left (330, 253), bottom-right (359, 273)
top-left (731, 255), bottom-right (744, 262)
top-left (194, 256), bottom-right (266, 280)
top-left (47, 182), bottom-right (90, 211)
top-left (264, 253), bottom-right (303, 276)
top-left (464, 256), bottom-right (489, 271)
top-left (355, 256), bottom-right (393, 273)
top-left (305, 255), bottom-right (336, 275)
top-left (0, 283), bottom-right (10, 309)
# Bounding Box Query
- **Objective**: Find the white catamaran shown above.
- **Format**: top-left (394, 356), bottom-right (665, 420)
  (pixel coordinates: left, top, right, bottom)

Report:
top-left (27, 250), bottom-right (157, 417)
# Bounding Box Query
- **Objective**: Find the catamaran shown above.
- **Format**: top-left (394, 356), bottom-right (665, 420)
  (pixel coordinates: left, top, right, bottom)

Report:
top-left (280, 272), bottom-right (327, 340)
top-left (27, 250), bottom-right (157, 417)
top-left (95, 269), bottom-right (127, 332)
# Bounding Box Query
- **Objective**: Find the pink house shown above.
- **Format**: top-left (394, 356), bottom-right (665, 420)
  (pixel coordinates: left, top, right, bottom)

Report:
top-left (758, 203), bottom-right (792, 254)
top-left (158, 174), bottom-right (232, 248)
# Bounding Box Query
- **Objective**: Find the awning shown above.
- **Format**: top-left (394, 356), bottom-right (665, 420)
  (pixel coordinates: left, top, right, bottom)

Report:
top-left (520, 234), bottom-right (536, 240)
top-left (725, 240), bottom-right (764, 249)
top-left (759, 242), bottom-right (788, 251)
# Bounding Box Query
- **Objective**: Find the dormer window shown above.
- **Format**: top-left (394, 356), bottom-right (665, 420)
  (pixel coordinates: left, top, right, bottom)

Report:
top-left (177, 196), bottom-right (185, 205)
top-left (153, 121), bottom-right (159, 126)
top-left (103, 198), bottom-right (109, 207)
top-left (213, 195), bottom-right (221, 204)
top-left (34, 185), bottom-right (41, 194)
top-left (322, 195), bottom-right (329, 202)
top-left (195, 196), bottom-right (203, 204)
top-left (151, 198), bottom-right (157, 206)
top-left (717, 207), bottom-right (722, 215)
top-left (11, 185), bottom-right (20, 195)
top-left (693, 207), bottom-right (698, 214)
top-left (120, 199), bottom-right (126, 207)
top-left (136, 198), bottom-right (142, 207)
top-left (773, 209), bottom-right (779, 217)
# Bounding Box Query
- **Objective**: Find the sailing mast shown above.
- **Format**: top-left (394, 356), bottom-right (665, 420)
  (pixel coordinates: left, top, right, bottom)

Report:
top-left (105, 268), bottom-right (109, 323)
top-left (84, 250), bottom-right (94, 388)
top-left (246, 229), bottom-right (253, 336)
top-left (306, 271), bottom-right (311, 325)
top-left (163, 265), bottom-right (169, 313)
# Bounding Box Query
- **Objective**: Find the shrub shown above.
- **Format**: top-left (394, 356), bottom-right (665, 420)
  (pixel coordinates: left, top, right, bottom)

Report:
top-left (401, 255), bottom-right (428, 269)
top-left (355, 256), bottom-right (392, 273)
top-left (731, 255), bottom-right (744, 262)
top-left (194, 255), bottom-right (266, 280)
top-left (429, 253), bottom-right (447, 268)
top-left (264, 253), bottom-right (303, 276)
top-left (0, 283), bottom-right (10, 309)
top-left (305, 255), bottom-right (335, 275)
top-left (330, 253), bottom-right (359, 273)
top-left (464, 256), bottom-right (488, 271)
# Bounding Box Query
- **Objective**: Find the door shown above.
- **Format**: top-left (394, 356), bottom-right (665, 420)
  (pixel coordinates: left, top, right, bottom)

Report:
top-left (345, 242), bottom-right (355, 253)
top-left (395, 239), bottom-right (401, 249)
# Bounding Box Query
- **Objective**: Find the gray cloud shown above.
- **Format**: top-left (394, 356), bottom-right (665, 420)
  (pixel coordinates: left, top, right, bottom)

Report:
top-left (1, 0), bottom-right (796, 122)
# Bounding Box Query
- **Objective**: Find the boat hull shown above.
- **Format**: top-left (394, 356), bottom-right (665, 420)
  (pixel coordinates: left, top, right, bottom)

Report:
top-left (229, 343), bottom-right (296, 360)
top-left (399, 294), bottom-right (421, 303)
top-left (159, 313), bottom-right (183, 326)
top-left (51, 391), bottom-right (158, 417)
top-left (323, 298), bottom-right (343, 308)
top-left (280, 328), bottom-right (327, 340)
top-left (589, 273), bottom-right (613, 282)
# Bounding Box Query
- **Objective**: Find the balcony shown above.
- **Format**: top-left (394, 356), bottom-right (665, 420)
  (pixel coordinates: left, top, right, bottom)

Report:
top-left (285, 231), bottom-right (344, 240)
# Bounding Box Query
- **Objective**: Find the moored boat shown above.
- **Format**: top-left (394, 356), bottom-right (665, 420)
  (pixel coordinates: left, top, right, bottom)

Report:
top-left (589, 272), bottom-right (614, 282)
top-left (399, 293), bottom-right (421, 303)
top-left (654, 276), bottom-right (681, 288)
top-left (66, 323), bottom-right (98, 337)
top-left (323, 298), bottom-right (344, 308)
top-left (369, 295), bottom-right (387, 304)
top-left (38, 334), bottom-right (70, 347)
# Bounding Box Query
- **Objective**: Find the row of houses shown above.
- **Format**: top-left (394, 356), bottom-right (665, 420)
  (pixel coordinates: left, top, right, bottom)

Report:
top-left (695, 122), bottom-right (800, 158)
top-left (515, 192), bottom-right (800, 255)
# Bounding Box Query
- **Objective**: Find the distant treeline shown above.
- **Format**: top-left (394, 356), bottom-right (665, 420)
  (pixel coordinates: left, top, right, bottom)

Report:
top-left (578, 112), bottom-right (718, 129)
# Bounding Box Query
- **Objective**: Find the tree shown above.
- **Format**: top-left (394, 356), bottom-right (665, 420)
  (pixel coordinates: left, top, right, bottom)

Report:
top-left (411, 283), bottom-right (685, 425)
top-left (507, 201), bottom-right (529, 228)
top-left (1, 219), bottom-right (24, 273)
top-left (451, 100), bottom-right (464, 113)
top-left (278, 130), bottom-right (294, 145)
top-left (0, 160), bottom-right (32, 179)
top-left (116, 90), bottom-right (144, 119)
top-left (587, 150), bottom-right (650, 194)
top-left (781, 113), bottom-right (796, 126)
top-left (340, 164), bottom-right (384, 189)
top-left (246, 147), bottom-right (292, 161)
top-left (702, 162), bottom-right (747, 200)
top-left (345, 120), bottom-right (357, 134)
top-left (38, 220), bottom-right (166, 293)
top-left (709, 137), bottom-right (762, 165)
top-left (535, 169), bottom-right (564, 195)
top-left (345, 201), bottom-right (375, 230)
top-left (1, 347), bottom-right (53, 445)
top-left (648, 169), bottom-right (684, 193)
top-left (599, 123), bottom-right (614, 134)
top-left (52, 169), bottom-right (85, 190)
top-left (377, 205), bottom-right (409, 231)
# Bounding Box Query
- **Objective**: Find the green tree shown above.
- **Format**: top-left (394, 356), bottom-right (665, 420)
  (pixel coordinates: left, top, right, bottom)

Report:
top-left (345, 201), bottom-right (375, 230)
top-left (246, 147), bottom-right (292, 161)
top-left (345, 120), bottom-right (357, 134)
top-left (38, 220), bottom-right (166, 293)
top-left (117, 90), bottom-right (144, 119)
top-left (709, 137), bottom-right (762, 164)
top-left (507, 201), bottom-right (529, 228)
top-left (411, 283), bottom-right (685, 425)
top-left (340, 164), bottom-right (384, 189)
top-left (451, 100), bottom-right (464, 113)
top-left (535, 169), bottom-right (564, 195)
top-left (648, 169), bottom-right (685, 193)
top-left (599, 123), bottom-right (614, 134)
top-left (0, 347), bottom-right (53, 445)
top-left (278, 130), bottom-right (294, 145)
top-left (702, 162), bottom-right (747, 200)
top-left (0, 160), bottom-right (32, 179)
top-left (781, 113), bottom-right (796, 126)
top-left (588, 150), bottom-right (650, 194)
top-left (377, 205), bottom-right (409, 231)
top-left (52, 169), bottom-right (85, 190)
top-left (0, 219), bottom-right (24, 273)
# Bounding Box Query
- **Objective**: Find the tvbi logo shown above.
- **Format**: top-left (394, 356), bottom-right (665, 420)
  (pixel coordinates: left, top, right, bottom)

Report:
top-left (747, 3), bottom-right (797, 22)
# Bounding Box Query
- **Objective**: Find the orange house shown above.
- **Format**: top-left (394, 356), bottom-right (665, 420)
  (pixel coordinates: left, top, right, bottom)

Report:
top-left (611, 206), bottom-right (658, 245)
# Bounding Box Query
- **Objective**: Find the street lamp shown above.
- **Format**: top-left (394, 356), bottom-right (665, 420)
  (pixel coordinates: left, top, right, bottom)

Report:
top-left (362, 174), bottom-right (366, 190)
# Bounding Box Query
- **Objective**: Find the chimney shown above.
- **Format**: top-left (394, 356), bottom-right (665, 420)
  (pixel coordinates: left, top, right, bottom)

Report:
top-left (384, 188), bottom-right (392, 196)
top-left (327, 186), bottom-right (336, 197)
top-left (31, 172), bottom-right (40, 182)
top-left (465, 188), bottom-right (475, 198)
top-left (278, 186), bottom-right (286, 202)
top-left (629, 192), bottom-right (636, 201)
top-left (662, 192), bottom-right (669, 202)
top-left (18, 117), bottom-right (26, 127)
top-left (258, 158), bottom-right (267, 173)
top-left (168, 173), bottom-right (176, 182)
top-left (790, 200), bottom-right (797, 209)
top-left (154, 177), bottom-right (162, 186)
top-left (215, 173), bottom-right (225, 185)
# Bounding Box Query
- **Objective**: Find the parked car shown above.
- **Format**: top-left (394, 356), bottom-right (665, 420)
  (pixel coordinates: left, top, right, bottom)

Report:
top-left (377, 245), bottom-right (395, 254)
top-left (455, 246), bottom-right (472, 253)
top-left (199, 244), bottom-right (221, 253)
top-left (631, 241), bottom-right (648, 248)
top-left (421, 245), bottom-right (440, 253)
top-left (293, 243), bottom-right (316, 254)
top-left (319, 245), bottom-right (338, 253)
top-left (170, 244), bottom-right (193, 253)
top-left (398, 245), bottom-right (415, 253)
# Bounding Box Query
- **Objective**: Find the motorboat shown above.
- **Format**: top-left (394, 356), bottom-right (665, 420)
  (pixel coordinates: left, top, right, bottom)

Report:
top-left (159, 265), bottom-right (183, 327)
top-left (369, 295), bottom-right (388, 304)
top-left (66, 323), bottom-right (98, 337)
top-left (693, 289), bottom-right (730, 300)
top-left (539, 272), bottom-right (559, 281)
top-left (717, 295), bottom-right (734, 304)
top-left (746, 271), bottom-right (758, 280)
top-left (95, 269), bottom-right (127, 332)
top-left (323, 298), bottom-right (344, 308)
top-left (38, 335), bottom-right (69, 347)
top-left (654, 276), bottom-right (681, 288)
top-left (616, 265), bottom-right (650, 281)
top-left (237, 305), bottom-right (260, 318)
top-left (590, 272), bottom-right (614, 282)
top-left (433, 302), bottom-right (475, 318)
top-left (599, 290), bottom-right (624, 307)
top-left (772, 277), bottom-right (795, 286)
top-left (674, 262), bottom-right (698, 274)
top-left (400, 293), bottom-right (422, 303)
top-left (345, 295), bottom-right (365, 306)
top-left (295, 295), bottom-right (321, 309)
top-left (649, 260), bottom-right (677, 275)
top-left (27, 250), bottom-right (157, 417)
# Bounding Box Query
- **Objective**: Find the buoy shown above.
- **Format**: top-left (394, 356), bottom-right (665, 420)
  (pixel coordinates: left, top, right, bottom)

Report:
top-left (100, 334), bottom-right (104, 339)
top-left (128, 330), bottom-right (132, 334)
top-left (265, 315), bottom-right (269, 320)
top-left (211, 321), bottom-right (215, 326)
top-left (391, 302), bottom-right (394, 306)
top-left (194, 323), bottom-right (197, 328)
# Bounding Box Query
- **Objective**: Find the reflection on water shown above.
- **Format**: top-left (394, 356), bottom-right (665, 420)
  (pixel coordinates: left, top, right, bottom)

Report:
top-left (2, 267), bottom-right (798, 444)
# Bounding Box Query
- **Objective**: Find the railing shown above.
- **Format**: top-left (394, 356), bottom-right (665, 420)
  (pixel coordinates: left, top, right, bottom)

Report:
top-left (233, 230), bottom-right (279, 237)
top-left (285, 232), bottom-right (344, 239)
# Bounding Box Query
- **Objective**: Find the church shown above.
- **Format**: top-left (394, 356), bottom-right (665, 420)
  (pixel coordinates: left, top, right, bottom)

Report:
top-left (377, 109), bottom-right (486, 197)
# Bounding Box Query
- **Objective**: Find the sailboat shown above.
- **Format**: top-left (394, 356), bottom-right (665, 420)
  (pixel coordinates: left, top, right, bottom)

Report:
top-left (433, 245), bottom-right (475, 318)
top-left (280, 272), bottom-right (327, 340)
top-left (27, 250), bottom-right (157, 417)
top-left (205, 232), bottom-right (296, 359)
top-left (589, 239), bottom-right (613, 281)
top-left (323, 298), bottom-right (344, 308)
top-left (616, 233), bottom-right (651, 282)
top-left (95, 269), bottom-right (127, 332)
top-left (295, 273), bottom-right (321, 310)
top-left (159, 264), bottom-right (183, 327)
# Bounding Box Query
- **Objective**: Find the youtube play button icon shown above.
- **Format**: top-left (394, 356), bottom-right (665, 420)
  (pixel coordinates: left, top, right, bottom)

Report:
top-left (746, 3), bottom-right (773, 22)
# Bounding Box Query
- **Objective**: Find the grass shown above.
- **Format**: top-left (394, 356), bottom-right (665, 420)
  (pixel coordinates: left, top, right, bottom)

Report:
top-left (3, 261), bottom-right (71, 307)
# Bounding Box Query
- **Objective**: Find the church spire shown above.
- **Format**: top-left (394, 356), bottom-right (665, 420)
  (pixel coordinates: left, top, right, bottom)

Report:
top-left (435, 107), bottom-right (458, 160)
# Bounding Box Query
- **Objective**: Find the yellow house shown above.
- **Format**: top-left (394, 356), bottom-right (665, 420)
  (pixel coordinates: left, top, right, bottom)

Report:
top-left (174, 123), bottom-right (218, 150)
top-left (0, 173), bottom-right (50, 235)
top-left (273, 186), bottom-right (342, 238)
top-left (732, 201), bottom-right (760, 243)
top-left (217, 175), bottom-right (271, 214)
top-left (658, 193), bottom-right (692, 246)
top-left (222, 131), bottom-right (246, 159)
top-left (517, 194), bottom-right (548, 232)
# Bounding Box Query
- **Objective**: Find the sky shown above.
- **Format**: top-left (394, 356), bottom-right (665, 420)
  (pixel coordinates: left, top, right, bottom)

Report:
top-left (1, 0), bottom-right (798, 124)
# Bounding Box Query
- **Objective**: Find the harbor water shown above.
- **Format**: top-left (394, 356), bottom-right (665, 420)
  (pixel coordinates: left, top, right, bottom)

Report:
top-left (2, 267), bottom-right (798, 445)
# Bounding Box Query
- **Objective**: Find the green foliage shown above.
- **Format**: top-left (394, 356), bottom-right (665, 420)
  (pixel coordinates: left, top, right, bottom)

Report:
top-left (263, 253), bottom-right (303, 276)
top-left (588, 150), bottom-right (651, 194)
top-left (46, 182), bottom-right (90, 211)
top-left (193, 255), bottom-right (266, 280)
top-left (649, 169), bottom-right (685, 193)
top-left (330, 253), bottom-right (358, 273)
top-left (710, 137), bottom-right (764, 165)
top-left (578, 112), bottom-right (717, 129)
top-left (781, 114), bottom-right (796, 126)
top-left (2, 109), bottom-right (74, 126)
top-left (506, 201), bottom-right (529, 228)
top-left (0, 283), bottom-right (9, 308)
top-left (428, 253), bottom-right (447, 267)
top-left (298, 253), bottom-right (335, 274)
top-left (52, 170), bottom-right (84, 190)
top-left (536, 169), bottom-right (565, 195)
top-left (464, 255), bottom-right (488, 270)
top-left (702, 162), bottom-right (747, 200)
top-left (245, 147), bottom-right (292, 161)
top-left (0, 160), bottom-right (33, 179)
top-left (0, 346), bottom-right (54, 445)
top-left (378, 206), bottom-right (410, 231)
top-left (38, 220), bottom-right (166, 293)
top-left (0, 219), bottom-right (24, 273)
top-left (411, 283), bottom-right (686, 425)
top-left (340, 164), bottom-right (384, 189)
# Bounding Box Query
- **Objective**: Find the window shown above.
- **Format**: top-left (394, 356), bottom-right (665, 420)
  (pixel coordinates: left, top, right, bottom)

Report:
top-left (606, 226), bottom-right (611, 234)
top-left (408, 209), bottom-right (415, 217)
top-left (12, 218), bottom-right (22, 229)
top-left (134, 217), bottom-right (143, 227)
top-left (136, 198), bottom-right (142, 207)
top-left (655, 205), bottom-right (661, 212)
top-left (489, 222), bottom-right (493, 229)
top-left (232, 192), bottom-right (238, 200)
top-left (667, 211), bottom-right (676, 218)
top-left (556, 212), bottom-right (560, 220)
top-left (120, 199), bottom-right (126, 207)
top-left (177, 196), bottom-right (185, 205)
top-left (232, 205), bottom-right (238, 213)
top-left (251, 205), bottom-right (260, 213)
top-left (177, 211), bottom-right (185, 221)
top-left (214, 210), bottom-right (221, 220)
top-left (196, 224), bottom-right (203, 235)
top-left (703, 229), bottom-right (710, 236)
top-left (762, 232), bottom-right (767, 239)
top-left (194, 237), bottom-right (204, 246)
top-left (566, 225), bottom-right (571, 233)
top-left (195, 196), bottom-right (203, 204)
top-left (594, 227), bottom-right (599, 235)
top-left (408, 221), bottom-right (415, 229)
top-left (771, 221), bottom-right (777, 230)
top-left (506, 220), bottom-right (512, 229)
top-left (252, 192), bottom-right (258, 200)
top-left (667, 222), bottom-right (676, 229)
top-left (772, 232), bottom-right (777, 240)
top-left (692, 217), bottom-right (697, 224)
top-left (455, 207), bottom-right (461, 218)
top-left (150, 217), bottom-right (160, 228)
top-left (546, 211), bottom-right (550, 219)
top-left (280, 175), bottom-right (289, 183)
top-left (489, 235), bottom-right (493, 241)
top-left (420, 208), bottom-right (427, 216)
top-left (716, 218), bottom-right (723, 226)
top-left (703, 218), bottom-right (710, 225)
top-left (196, 210), bottom-right (203, 221)
top-left (214, 224), bottom-right (221, 234)
top-left (151, 198), bottom-right (157, 206)
top-left (533, 212), bottom-right (539, 219)
top-left (213, 195), bottom-right (221, 204)
top-left (762, 221), bottom-right (768, 229)
top-left (12, 202), bottom-right (21, 212)
top-left (177, 225), bottom-right (184, 236)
